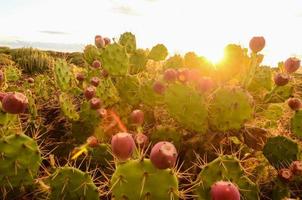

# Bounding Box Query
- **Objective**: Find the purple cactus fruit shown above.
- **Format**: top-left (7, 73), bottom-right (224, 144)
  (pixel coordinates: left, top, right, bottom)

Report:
top-left (177, 68), bottom-right (190, 83)
top-left (97, 108), bottom-right (107, 118)
top-left (290, 161), bottom-right (302, 175)
top-left (111, 132), bottom-right (135, 161)
top-left (278, 168), bottom-right (293, 182)
top-left (95, 35), bottom-right (105, 48)
top-left (210, 181), bottom-right (240, 200)
top-left (249, 36), bottom-right (265, 53)
top-left (90, 77), bottom-right (100, 87)
top-left (130, 109), bottom-right (144, 125)
top-left (1, 92), bottom-right (28, 114)
top-left (92, 60), bottom-right (101, 69)
top-left (134, 133), bottom-right (148, 147)
top-left (101, 69), bottom-right (109, 78)
top-left (163, 69), bottom-right (177, 82)
top-left (86, 136), bottom-right (99, 148)
top-left (84, 86), bottom-right (96, 100)
top-left (104, 37), bottom-right (111, 46)
top-left (27, 77), bottom-right (34, 84)
top-left (284, 57), bottom-right (300, 74)
top-left (274, 73), bottom-right (290, 86)
top-left (288, 98), bottom-right (301, 111)
top-left (196, 76), bottom-right (214, 92)
top-left (150, 141), bottom-right (177, 169)
top-left (90, 97), bottom-right (102, 110)
top-left (76, 73), bottom-right (85, 82)
top-left (153, 81), bottom-right (166, 95)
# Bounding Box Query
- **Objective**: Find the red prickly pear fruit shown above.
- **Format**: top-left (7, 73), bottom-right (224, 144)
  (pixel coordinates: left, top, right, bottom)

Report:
top-left (1, 92), bottom-right (28, 114)
top-left (130, 109), bottom-right (144, 125)
top-left (90, 77), bottom-right (100, 87)
top-left (90, 97), bottom-right (102, 110)
top-left (163, 69), bottom-right (177, 82)
top-left (274, 73), bottom-right (289, 86)
top-left (196, 76), bottom-right (214, 92)
top-left (111, 132), bottom-right (135, 161)
top-left (150, 141), bottom-right (177, 169)
top-left (290, 161), bottom-right (302, 175)
top-left (76, 73), bottom-right (85, 82)
top-left (278, 168), bottom-right (293, 182)
top-left (177, 68), bottom-right (190, 83)
top-left (84, 86), bottom-right (96, 100)
top-left (210, 181), bottom-right (240, 200)
top-left (134, 133), bottom-right (148, 147)
top-left (95, 35), bottom-right (105, 48)
top-left (288, 98), bottom-right (301, 111)
top-left (153, 81), bottom-right (166, 95)
top-left (86, 136), bottom-right (99, 148)
top-left (104, 37), bottom-right (111, 46)
top-left (92, 60), bottom-right (101, 69)
top-left (0, 92), bottom-right (6, 101)
top-left (249, 36), bottom-right (265, 53)
top-left (284, 57), bottom-right (300, 74)
top-left (27, 77), bottom-right (34, 83)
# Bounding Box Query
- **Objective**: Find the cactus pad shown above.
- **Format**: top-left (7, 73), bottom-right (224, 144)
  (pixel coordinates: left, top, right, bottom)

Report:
top-left (118, 32), bottom-right (136, 54)
top-left (148, 44), bottom-right (168, 61)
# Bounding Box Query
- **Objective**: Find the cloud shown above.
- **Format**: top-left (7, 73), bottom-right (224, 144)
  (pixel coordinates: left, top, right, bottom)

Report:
top-left (39, 30), bottom-right (70, 35)
top-left (111, 5), bottom-right (141, 16)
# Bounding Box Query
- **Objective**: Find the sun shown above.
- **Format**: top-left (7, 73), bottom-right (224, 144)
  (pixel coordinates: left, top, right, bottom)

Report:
top-left (204, 51), bottom-right (224, 65)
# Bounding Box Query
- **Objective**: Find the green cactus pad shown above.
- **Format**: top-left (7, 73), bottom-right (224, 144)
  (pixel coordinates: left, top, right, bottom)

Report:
top-left (148, 44), bottom-right (168, 61)
top-left (129, 49), bottom-right (148, 74)
top-left (150, 126), bottom-right (182, 149)
top-left (263, 136), bottom-right (300, 169)
top-left (100, 43), bottom-right (130, 76)
top-left (54, 59), bottom-right (75, 92)
top-left (164, 83), bottom-right (208, 133)
top-left (291, 110), bottom-right (302, 138)
top-left (118, 32), bottom-right (136, 54)
top-left (59, 93), bottom-right (79, 121)
top-left (264, 85), bottom-right (294, 103)
top-left (48, 167), bottom-right (99, 200)
top-left (110, 159), bottom-right (179, 200)
top-left (83, 45), bottom-right (101, 65)
top-left (0, 134), bottom-right (42, 188)
top-left (195, 155), bottom-right (259, 200)
top-left (163, 54), bottom-right (185, 69)
top-left (248, 66), bottom-right (273, 92)
top-left (208, 87), bottom-right (254, 132)
top-left (95, 77), bottom-right (120, 107)
top-left (115, 75), bottom-right (140, 106)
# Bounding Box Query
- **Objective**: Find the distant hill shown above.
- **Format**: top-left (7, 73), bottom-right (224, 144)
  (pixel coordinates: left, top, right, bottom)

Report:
top-left (0, 40), bottom-right (85, 52)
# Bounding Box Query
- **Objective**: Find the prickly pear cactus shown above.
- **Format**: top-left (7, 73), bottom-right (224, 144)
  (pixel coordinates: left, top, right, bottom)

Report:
top-left (263, 136), bottom-right (300, 169)
top-left (194, 155), bottom-right (259, 200)
top-left (95, 77), bottom-right (120, 107)
top-left (139, 79), bottom-right (164, 106)
top-left (291, 110), bottom-right (302, 138)
top-left (129, 49), bottom-right (148, 74)
top-left (72, 102), bottom-right (101, 143)
top-left (164, 83), bottom-right (208, 133)
top-left (83, 45), bottom-right (101, 65)
top-left (264, 84), bottom-right (294, 103)
top-left (148, 44), bottom-right (168, 61)
top-left (248, 66), bottom-right (273, 92)
top-left (118, 32), bottom-right (136, 54)
top-left (54, 59), bottom-right (75, 92)
top-left (59, 93), bottom-right (79, 121)
top-left (150, 126), bottom-right (182, 149)
top-left (115, 75), bottom-right (140, 106)
top-left (4, 65), bottom-right (21, 82)
top-left (110, 159), bottom-right (179, 199)
top-left (89, 143), bottom-right (113, 167)
top-left (100, 43), bottom-right (129, 76)
top-left (208, 87), bottom-right (254, 132)
top-left (164, 54), bottom-right (185, 69)
top-left (0, 134), bottom-right (42, 188)
top-left (47, 167), bottom-right (99, 200)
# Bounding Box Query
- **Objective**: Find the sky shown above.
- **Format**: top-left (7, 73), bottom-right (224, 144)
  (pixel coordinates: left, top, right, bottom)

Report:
top-left (0, 0), bottom-right (302, 66)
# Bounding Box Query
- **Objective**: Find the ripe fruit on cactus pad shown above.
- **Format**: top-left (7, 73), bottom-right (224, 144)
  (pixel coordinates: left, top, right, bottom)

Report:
top-left (111, 132), bottom-right (135, 161)
top-left (92, 60), bottom-right (101, 69)
top-left (284, 57), bottom-right (300, 73)
top-left (249, 36), bottom-right (265, 53)
top-left (1, 92), bottom-right (28, 114)
top-left (90, 77), bottom-right (100, 87)
top-left (84, 86), bottom-right (96, 100)
top-left (134, 133), bottom-right (148, 147)
top-left (153, 81), bottom-right (166, 95)
top-left (288, 98), bottom-right (301, 111)
top-left (90, 97), bottom-right (102, 110)
top-left (130, 109), bottom-right (144, 125)
top-left (76, 73), bottom-right (85, 81)
top-left (274, 73), bottom-right (289, 86)
top-left (164, 68), bottom-right (177, 82)
top-left (150, 141), bottom-right (177, 169)
top-left (211, 181), bottom-right (240, 200)
top-left (95, 35), bottom-right (105, 48)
